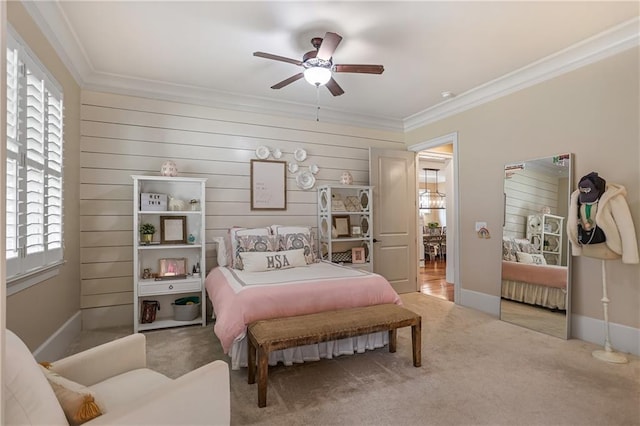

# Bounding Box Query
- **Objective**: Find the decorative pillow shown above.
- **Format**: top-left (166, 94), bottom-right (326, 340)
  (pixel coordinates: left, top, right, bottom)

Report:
top-left (5, 330), bottom-right (68, 425)
top-left (516, 251), bottom-right (547, 265)
top-left (212, 236), bottom-right (231, 267)
top-left (271, 225), bottom-right (318, 264)
top-left (229, 227), bottom-right (273, 269)
top-left (514, 238), bottom-right (534, 254)
top-left (502, 237), bottom-right (518, 262)
top-left (39, 365), bottom-right (103, 425)
top-left (239, 249), bottom-right (307, 272)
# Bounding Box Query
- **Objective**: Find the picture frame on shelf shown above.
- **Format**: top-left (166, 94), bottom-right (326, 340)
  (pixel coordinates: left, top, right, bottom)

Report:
top-left (142, 268), bottom-right (152, 279)
top-left (332, 216), bottom-right (351, 237)
top-left (160, 215), bottom-right (187, 244)
top-left (332, 199), bottom-right (347, 212)
top-left (351, 225), bottom-right (362, 237)
top-left (344, 196), bottom-right (362, 212)
top-left (351, 247), bottom-right (366, 264)
top-left (158, 258), bottom-right (187, 278)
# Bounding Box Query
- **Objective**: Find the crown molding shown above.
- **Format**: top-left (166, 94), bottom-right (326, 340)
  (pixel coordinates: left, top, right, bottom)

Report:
top-left (21, 0), bottom-right (403, 131)
top-left (403, 17), bottom-right (640, 132)
top-left (23, 1), bottom-right (638, 134)
top-left (21, 0), bottom-right (91, 86)
top-left (83, 72), bottom-right (405, 131)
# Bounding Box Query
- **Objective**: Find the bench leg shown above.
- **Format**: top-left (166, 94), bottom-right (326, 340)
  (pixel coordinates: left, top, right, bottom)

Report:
top-left (257, 347), bottom-right (269, 408)
top-left (388, 329), bottom-right (397, 353)
top-left (412, 320), bottom-right (422, 367)
top-left (248, 337), bottom-right (256, 384)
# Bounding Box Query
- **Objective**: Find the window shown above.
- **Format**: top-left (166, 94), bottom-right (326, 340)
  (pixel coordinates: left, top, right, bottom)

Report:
top-left (6, 29), bottom-right (64, 289)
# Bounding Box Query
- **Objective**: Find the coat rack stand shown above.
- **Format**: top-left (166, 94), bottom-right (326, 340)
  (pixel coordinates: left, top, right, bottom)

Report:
top-left (592, 259), bottom-right (628, 364)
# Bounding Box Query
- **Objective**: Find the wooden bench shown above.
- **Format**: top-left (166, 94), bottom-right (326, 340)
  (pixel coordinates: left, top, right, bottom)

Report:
top-left (247, 304), bottom-right (421, 407)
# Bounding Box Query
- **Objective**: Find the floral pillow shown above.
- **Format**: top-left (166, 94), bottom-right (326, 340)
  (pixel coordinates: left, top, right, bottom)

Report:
top-left (233, 234), bottom-right (277, 270)
top-left (277, 233), bottom-right (317, 264)
top-left (271, 225), bottom-right (318, 264)
top-left (502, 237), bottom-right (519, 262)
top-left (514, 238), bottom-right (535, 254)
top-left (229, 227), bottom-right (272, 269)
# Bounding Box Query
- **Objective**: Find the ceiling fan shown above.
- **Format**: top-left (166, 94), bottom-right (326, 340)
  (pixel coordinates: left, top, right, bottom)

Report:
top-left (253, 32), bottom-right (384, 96)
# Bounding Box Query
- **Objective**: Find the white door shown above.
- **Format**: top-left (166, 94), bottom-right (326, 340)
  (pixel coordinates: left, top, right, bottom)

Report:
top-left (370, 148), bottom-right (418, 293)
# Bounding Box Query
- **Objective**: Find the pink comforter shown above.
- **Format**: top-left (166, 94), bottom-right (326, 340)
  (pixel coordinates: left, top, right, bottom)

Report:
top-left (205, 263), bottom-right (402, 353)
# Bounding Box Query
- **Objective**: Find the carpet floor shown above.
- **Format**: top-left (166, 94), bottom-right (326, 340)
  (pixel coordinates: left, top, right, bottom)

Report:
top-left (67, 293), bottom-right (640, 425)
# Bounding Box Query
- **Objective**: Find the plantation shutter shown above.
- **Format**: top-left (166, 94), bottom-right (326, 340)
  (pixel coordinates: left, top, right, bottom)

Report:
top-left (5, 31), bottom-right (64, 281)
top-left (6, 41), bottom-right (20, 277)
top-left (46, 88), bottom-right (63, 261)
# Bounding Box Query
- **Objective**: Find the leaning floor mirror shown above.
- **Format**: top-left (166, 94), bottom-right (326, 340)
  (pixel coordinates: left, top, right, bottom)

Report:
top-left (501, 153), bottom-right (572, 339)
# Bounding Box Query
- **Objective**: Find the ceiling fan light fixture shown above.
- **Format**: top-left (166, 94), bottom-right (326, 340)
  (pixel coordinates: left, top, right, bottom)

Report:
top-left (303, 66), bottom-right (332, 86)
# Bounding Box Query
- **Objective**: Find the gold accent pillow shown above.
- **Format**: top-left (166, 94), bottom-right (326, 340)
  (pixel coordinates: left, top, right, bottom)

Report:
top-left (39, 364), bottom-right (103, 425)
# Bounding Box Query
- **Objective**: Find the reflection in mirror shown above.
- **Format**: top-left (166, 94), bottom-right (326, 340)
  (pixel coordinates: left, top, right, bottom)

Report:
top-left (501, 154), bottom-right (572, 339)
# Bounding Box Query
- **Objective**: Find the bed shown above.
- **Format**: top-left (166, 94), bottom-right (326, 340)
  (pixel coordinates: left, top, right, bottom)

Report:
top-left (501, 237), bottom-right (567, 310)
top-left (205, 260), bottom-right (401, 370)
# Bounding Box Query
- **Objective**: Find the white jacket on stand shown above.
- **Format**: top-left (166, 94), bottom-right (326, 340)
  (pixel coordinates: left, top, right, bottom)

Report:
top-left (567, 183), bottom-right (639, 264)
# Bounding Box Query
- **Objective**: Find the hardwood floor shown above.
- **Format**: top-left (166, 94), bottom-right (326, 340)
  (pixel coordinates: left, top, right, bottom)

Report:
top-left (420, 258), bottom-right (454, 302)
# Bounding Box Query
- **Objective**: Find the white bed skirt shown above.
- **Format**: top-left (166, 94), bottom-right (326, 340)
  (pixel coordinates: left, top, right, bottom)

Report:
top-left (501, 279), bottom-right (566, 310)
top-left (228, 331), bottom-right (388, 370)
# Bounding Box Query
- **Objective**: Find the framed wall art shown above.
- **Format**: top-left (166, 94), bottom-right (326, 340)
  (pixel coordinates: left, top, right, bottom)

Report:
top-left (160, 215), bottom-right (187, 244)
top-left (250, 160), bottom-right (287, 210)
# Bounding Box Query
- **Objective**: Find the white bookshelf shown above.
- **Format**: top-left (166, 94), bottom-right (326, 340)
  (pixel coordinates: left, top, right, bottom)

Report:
top-left (317, 185), bottom-right (373, 272)
top-left (526, 213), bottom-right (564, 266)
top-left (132, 175), bottom-right (207, 332)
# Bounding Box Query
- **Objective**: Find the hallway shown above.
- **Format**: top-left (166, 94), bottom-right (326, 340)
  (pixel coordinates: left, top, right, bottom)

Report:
top-left (419, 259), bottom-right (454, 302)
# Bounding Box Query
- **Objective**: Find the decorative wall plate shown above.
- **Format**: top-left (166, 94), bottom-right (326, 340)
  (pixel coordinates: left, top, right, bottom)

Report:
top-left (309, 164), bottom-right (319, 174)
top-left (255, 146), bottom-right (270, 159)
top-left (296, 171), bottom-right (315, 190)
top-left (288, 162), bottom-right (299, 173)
top-left (294, 148), bottom-right (307, 162)
top-left (272, 149), bottom-right (282, 159)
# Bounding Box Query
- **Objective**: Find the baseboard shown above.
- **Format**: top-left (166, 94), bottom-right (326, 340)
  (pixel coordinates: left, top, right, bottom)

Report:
top-left (459, 291), bottom-right (640, 356)
top-left (459, 289), bottom-right (500, 317)
top-left (571, 314), bottom-right (640, 357)
top-left (33, 311), bottom-right (82, 362)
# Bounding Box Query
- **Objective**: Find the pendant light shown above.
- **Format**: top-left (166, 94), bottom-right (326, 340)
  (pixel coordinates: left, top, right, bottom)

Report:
top-left (419, 168), bottom-right (446, 209)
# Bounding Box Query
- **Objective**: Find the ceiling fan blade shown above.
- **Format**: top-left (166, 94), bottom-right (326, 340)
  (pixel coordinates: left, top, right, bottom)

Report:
top-left (325, 78), bottom-right (344, 96)
top-left (316, 32), bottom-right (343, 60)
top-left (334, 64), bottom-right (385, 74)
top-left (253, 52), bottom-right (302, 66)
top-left (271, 73), bottom-right (304, 89)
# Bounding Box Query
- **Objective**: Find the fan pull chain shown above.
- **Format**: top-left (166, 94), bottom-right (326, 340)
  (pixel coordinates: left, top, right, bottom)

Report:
top-left (316, 84), bottom-right (320, 122)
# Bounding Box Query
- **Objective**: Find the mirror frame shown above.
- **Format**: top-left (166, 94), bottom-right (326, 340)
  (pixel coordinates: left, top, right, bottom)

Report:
top-left (500, 153), bottom-right (573, 339)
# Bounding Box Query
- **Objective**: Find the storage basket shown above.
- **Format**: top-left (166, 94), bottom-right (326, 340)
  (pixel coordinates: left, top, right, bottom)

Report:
top-left (172, 296), bottom-right (200, 321)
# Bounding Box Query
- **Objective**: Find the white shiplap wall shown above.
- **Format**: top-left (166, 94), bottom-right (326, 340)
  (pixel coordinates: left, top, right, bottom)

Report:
top-left (503, 168), bottom-right (562, 239)
top-left (80, 91), bottom-right (404, 328)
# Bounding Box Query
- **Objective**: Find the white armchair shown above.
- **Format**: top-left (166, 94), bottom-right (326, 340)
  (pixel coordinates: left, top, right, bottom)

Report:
top-left (5, 329), bottom-right (230, 425)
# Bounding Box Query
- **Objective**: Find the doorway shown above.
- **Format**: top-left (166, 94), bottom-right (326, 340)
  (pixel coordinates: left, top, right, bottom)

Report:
top-left (418, 151), bottom-right (453, 301)
top-left (408, 132), bottom-right (459, 304)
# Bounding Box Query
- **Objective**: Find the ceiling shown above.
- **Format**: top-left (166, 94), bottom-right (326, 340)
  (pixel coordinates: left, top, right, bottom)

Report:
top-left (25, 1), bottom-right (639, 130)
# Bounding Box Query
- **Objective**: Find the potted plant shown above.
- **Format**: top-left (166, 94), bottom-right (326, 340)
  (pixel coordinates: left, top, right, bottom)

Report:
top-left (140, 223), bottom-right (155, 244)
